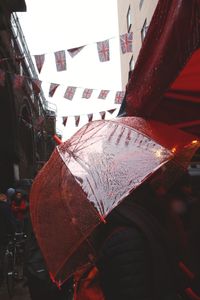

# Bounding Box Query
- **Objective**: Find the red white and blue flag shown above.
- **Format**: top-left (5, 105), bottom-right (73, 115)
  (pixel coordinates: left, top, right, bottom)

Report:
top-left (120, 32), bottom-right (133, 54)
top-left (115, 91), bottom-right (125, 104)
top-left (98, 90), bottom-right (109, 99)
top-left (100, 111), bottom-right (106, 120)
top-left (54, 50), bottom-right (67, 71)
top-left (32, 79), bottom-right (42, 94)
top-left (34, 54), bottom-right (45, 73)
top-left (97, 40), bottom-right (110, 62)
top-left (82, 88), bottom-right (93, 99)
top-left (49, 83), bottom-right (59, 97)
top-left (0, 69), bottom-right (5, 86)
top-left (62, 117), bottom-right (68, 127)
top-left (13, 74), bottom-right (24, 89)
top-left (64, 86), bottom-right (77, 100)
top-left (67, 46), bottom-right (84, 58)
top-left (108, 108), bottom-right (116, 115)
top-left (88, 114), bottom-right (93, 122)
top-left (75, 115), bottom-right (80, 127)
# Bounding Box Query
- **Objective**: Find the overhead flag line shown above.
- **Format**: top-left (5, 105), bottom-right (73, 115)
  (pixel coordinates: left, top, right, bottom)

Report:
top-left (0, 32), bottom-right (133, 74)
top-left (0, 68), bottom-right (125, 104)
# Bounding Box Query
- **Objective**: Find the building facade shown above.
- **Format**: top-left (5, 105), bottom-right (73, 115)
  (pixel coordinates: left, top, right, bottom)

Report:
top-left (117, 0), bottom-right (158, 90)
top-left (0, 0), bottom-right (56, 192)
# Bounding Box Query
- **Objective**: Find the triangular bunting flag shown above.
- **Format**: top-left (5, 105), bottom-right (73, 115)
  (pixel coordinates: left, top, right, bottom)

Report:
top-left (64, 86), bottom-right (77, 100)
top-left (54, 50), bottom-right (67, 71)
top-left (107, 108), bottom-right (116, 114)
top-left (0, 69), bottom-right (5, 87)
top-left (97, 39), bottom-right (110, 62)
top-left (100, 111), bottom-right (106, 120)
top-left (13, 74), bottom-right (24, 89)
top-left (82, 88), bottom-right (93, 99)
top-left (34, 54), bottom-right (45, 73)
top-left (75, 115), bottom-right (80, 127)
top-left (49, 83), bottom-right (59, 97)
top-left (120, 32), bottom-right (133, 54)
top-left (67, 46), bottom-right (84, 58)
top-left (115, 91), bottom-right (125, 104)
top-left (88, 114), bottom-right (93, 122)
top-left (32, 79), bottom-right (42, 94)
top-left (98, 90), bottom-right (109, 99)
top-left (62, 117), bottom-right (68, 126)
top-left (35, 116), bottom-right (45, 129)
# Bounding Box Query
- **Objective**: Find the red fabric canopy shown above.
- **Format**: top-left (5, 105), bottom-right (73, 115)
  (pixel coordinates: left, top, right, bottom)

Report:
top-left (126, 0), bottom-right (200, 137)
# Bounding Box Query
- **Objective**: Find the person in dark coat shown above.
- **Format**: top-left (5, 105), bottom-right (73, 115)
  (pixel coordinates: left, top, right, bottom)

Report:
top-left (75, 183), bottom-right (192, 300)
top-left (24, 216), bottom-right (73, 300)
top-left (0, 193), bottom-right (16, 283)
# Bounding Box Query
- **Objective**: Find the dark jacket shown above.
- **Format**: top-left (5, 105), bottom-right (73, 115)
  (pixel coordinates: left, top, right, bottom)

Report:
top-left (98, 226), bottom-right (152, 300)
top-left (96, 186), bottom-right (185, 300)
top-left (0, 201), bottom-right (16, 245)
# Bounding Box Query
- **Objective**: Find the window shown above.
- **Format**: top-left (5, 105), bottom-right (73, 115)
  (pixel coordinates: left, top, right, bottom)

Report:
top-left (129, 55), bottom-right (134, 79)
top-left (129, 55), bottom-right (134, 72)
top-left (141, 19), bottom-right (148, 42)
top-left (126, 6), bottom-right (132, 32)
top-left (139, 0), bottom-right (144, 10)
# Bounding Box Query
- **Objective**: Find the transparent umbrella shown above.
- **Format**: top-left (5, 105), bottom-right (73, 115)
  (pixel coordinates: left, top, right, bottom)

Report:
top-left (30, 117), bottom-right (199, 286)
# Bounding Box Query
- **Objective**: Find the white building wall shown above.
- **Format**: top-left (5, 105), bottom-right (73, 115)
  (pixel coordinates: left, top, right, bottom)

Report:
top-left (117, 0), bottom-right (159, 90)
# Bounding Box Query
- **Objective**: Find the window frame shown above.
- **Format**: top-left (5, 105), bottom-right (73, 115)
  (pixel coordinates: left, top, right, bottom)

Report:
top-left (126, 5), bottom-right (132, 32)
top-left (141, 18), bottom-right (148, 42)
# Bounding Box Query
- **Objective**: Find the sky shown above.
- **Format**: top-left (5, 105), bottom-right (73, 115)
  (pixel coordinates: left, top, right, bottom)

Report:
top-left (18, 0), bottom-right (123, 140)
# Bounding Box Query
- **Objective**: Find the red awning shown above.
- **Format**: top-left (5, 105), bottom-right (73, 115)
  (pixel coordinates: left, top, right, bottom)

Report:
top-left (126, 0), bottom-right (200, 137)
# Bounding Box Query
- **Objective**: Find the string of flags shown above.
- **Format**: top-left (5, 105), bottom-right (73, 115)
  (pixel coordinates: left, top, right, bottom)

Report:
top-left (0, 32), bottom-right (133, 74)
top-left (0, 69), bottom-right (125, 104)
top-left (62, 108), bottom-right (117, 127)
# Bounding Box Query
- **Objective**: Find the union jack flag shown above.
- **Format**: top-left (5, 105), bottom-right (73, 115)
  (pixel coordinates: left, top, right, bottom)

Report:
top-left (35, 116), bottom-right (44, 129)
top-left (107, 108), bottom-right (116, 115)
top-left (82, 88), bottom-right (93, 99)
top-left (32, 79), bottom-right (42, 94)
top-left (49, 83), bottom-right (59, 97)
top-left (54, 50), bottom-right (67, 71)
top-left (97, 40), bottom-right (110, 62)
top-left (67, 46), bottom-right (84, 58)
top-left (120, 32), bottom-right (133, 54)
top-left (0, 69), bottom-right (5, 87)
top-left (88, 114), bottom-right (93, 122)
top-left (100, 111), bottom-right (106, 120)
top-left (64, 86), bottom-right (76, 100)
top-left (98, 90), bottom-right (109, 99)
top-left (13, 74), bottom-right (24, 89)
top-left (75, 115), bottom-right (80, 127)
top-left (34, 54), bottom-right (45, 73)
top-left (115, 91), bottom-right (125, 104)
top-left (62, 117), bottom-right (68, 126)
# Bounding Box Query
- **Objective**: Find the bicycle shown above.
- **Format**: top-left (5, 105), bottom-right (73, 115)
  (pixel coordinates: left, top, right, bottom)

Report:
top-left (4, 232), bottom-right (27, 298)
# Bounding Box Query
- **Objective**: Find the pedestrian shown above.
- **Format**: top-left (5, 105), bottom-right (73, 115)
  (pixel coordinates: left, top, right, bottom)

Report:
top-left (11, 190), bottom-right (27, 232)
top-left (0, 193), bottom-right (16, 284)
top-left (6, 187), bottom-right (15, 205)
top-left (24, 217), bottom-right (73, 300)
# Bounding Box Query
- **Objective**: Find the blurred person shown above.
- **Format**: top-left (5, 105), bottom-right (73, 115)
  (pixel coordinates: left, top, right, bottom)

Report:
top-left (0, 193), bottom-right (16, 283)
top-left (25, 218), bottom-right (73, 300)
top-left (74, 183), bottom-right (192, 300)
top-left (6, 187), bottom-right (15, 205)
top-left (11, 190), bottom-right (27, 232)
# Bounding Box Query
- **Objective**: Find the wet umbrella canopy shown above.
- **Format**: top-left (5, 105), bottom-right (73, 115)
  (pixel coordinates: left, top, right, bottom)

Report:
top-left (30, 117), bottom-right (199, 285)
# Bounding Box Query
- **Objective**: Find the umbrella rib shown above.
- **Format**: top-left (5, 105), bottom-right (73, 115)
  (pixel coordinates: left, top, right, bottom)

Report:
top-left (70, 122), bottom-right (108, 153)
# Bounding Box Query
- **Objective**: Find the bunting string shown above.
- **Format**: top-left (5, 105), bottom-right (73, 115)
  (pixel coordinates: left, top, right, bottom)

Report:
top-left (0, 31), bottom-right (133, 74)
top-left (61, 107), bottom-right (118, 127)
top-left (0, 68), bottom-right (125, 104)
